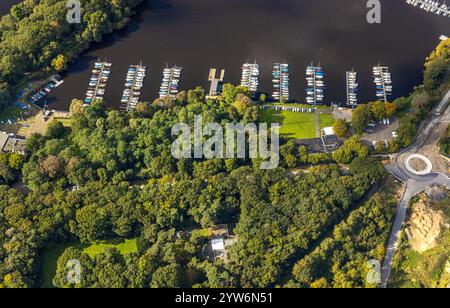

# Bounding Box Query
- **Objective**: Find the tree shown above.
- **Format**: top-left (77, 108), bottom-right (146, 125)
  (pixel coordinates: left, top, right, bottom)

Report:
top-left (75, 204), bottom-right (108, 242)
top-left (352, 104), bottom-right (372, 134)
top-left (370, 101), bottom-right (387, 121)
top-left (150, 264), bottom-right (182, 288)
top-left (332, 136), bottom-right (369, 164)
top-left (40, 155), bottom-right (63, 178)
top-left (51, 54), bottom-right (67, 72)
top-left (46, 119), bottom-right (66, 138)
top-left (333, 119), bottom-right (350, 138)
top-left (83, 11), bottom-right (113, 43)
top-left (8, 153), bottom-right (25, 170)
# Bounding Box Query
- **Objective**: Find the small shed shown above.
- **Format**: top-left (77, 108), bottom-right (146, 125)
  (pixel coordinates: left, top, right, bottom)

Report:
top-left (211, 238), bottom-right (225, 251)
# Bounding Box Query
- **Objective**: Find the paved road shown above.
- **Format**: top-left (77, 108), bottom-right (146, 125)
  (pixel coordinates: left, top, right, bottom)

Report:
top-left (380, 91), bottom-right (450, 288)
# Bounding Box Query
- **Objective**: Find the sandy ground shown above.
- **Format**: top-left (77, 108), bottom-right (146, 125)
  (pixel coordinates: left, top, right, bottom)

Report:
top-left (16, 110), bottom-right (70, 138)
top-left (406, 197), bottom-right (447, 253)
top-left (332, 107), bottom-right (353, 123)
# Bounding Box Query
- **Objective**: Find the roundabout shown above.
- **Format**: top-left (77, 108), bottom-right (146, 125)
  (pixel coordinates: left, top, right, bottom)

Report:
top-left (404, 154), bottom-right (433, 176)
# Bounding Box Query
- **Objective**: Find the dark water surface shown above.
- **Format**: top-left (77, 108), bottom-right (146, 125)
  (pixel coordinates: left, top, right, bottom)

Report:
top-left (2, 0), bottom-right (450, 110)
top-left (0, 0), bottom-right (19, 16)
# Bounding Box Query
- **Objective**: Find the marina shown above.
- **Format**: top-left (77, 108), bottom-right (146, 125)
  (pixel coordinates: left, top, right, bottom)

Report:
top-left (120, 64), bottom-right (147, 111)
top-left (240, 63), bottom-right (260, 93)
top-left (28, 76), bottom-right (64, 109)
top-left (13, 0), bottom-right (449, 111)
top-left (85, 61), bottom-right (112, 104)
top-left (306, 64), bottom-right (325, 105)
top-left (346, 69), bottom-right (359, 107)
top-left (159, 66), bottom-right (183, 99)
top-left (272, 63), bottom-right (290, 101)
top-left (373, 65), bottom-right (393, 102)
top-left (406, 0), bottom-right (450, 17)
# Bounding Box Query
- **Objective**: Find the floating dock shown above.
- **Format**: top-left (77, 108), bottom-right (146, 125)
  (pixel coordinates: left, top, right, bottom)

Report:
top-left (346, 69), bottom-right (358, 107)
top-left (306, 63), bottom-right (325, 105)
top-left (406, 0), bottom-right (450, 18)
top-left (120, 63), bottom-right (147, 111)
top-left (240, 62), bottom-right (260, 93)
top-left (159, 66), bottom-right (183, 99)
top-left (85, 61), bottom-right (112, 104)
top-left (208, 68), bottom-right (225, 97)
top-left (272, 63), bottom-right (290, 101)
top-left (373, 65), bottom-right (392, 102)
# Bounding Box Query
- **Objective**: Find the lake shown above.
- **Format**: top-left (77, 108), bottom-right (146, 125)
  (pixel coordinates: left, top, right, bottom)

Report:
top-left (2, 0), bottom-right (450, 110)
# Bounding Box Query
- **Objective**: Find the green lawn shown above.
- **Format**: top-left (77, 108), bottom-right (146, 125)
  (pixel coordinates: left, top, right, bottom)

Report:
top-left (39, 238), bottom-right (138, 288)
top-left (318, 113), bottom-right (335, 129)
top-left (261, 106), bottom-right (334, 140)
top-left (82, 238), bottom-right (138, 257)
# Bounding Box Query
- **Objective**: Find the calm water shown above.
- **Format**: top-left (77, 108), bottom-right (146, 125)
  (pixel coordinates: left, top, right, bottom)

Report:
top-left (2, 0), bottom-right (450, 110)
top-left (0, 0), bottom-right (18, 16)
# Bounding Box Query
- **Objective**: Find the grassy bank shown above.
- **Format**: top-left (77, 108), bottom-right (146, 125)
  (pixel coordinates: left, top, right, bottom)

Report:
top-left (260, 106), bottom-right (334, 139)
top-left (39, 238), bottom-right (138, 288)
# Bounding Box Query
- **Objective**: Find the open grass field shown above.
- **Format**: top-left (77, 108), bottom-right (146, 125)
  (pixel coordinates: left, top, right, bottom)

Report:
top-left (39, 238), bottom-right (138, 288)
top-left (261, 106), bottom-right (335, 139)
top-left (318, 113), bottom-right (335, 129)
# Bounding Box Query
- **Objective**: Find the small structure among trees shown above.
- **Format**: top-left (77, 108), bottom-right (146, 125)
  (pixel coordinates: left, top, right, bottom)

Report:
top-left (203, 224), bottom-right (238, 262)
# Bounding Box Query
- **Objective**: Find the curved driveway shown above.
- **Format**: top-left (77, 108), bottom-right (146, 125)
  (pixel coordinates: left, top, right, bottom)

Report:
top-left (380, 92), bottom-right (450, 288)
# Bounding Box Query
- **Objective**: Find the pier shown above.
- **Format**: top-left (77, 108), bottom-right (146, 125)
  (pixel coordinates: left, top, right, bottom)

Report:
top-left (406, 0), bottom-right (450, 18)
top-left (208, 68), bottom-right (225, 98)
top-left (346, 69), bottom-right (359, 107)
top-left (272, 63), bottom-right (290, 101)
top-left (240, 63), bottom-right (260, 93)
top-left (373, 65), bottom-right (392, 102)
top-left (306, 63), bottom-right (325, 105)
top-left (159, 66), bottom-right (183, 99)
top-left (85, 61), bottom-right (112, 104)
top-left (120, 63), bottom-right (147, 112)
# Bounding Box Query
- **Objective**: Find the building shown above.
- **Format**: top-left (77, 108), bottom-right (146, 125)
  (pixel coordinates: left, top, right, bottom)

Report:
top-left (0, 132), bottom-right (26, 155)
top-left (203, 224), bottom-right (238, 262)
top-left (321, 127), bottom-right (340, 152)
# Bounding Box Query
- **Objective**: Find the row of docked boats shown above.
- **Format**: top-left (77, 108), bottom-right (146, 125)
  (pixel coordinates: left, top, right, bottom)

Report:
top-left (160, 66), bottom-right (183, 99)
top-left (306, 64), bottom-right (325, 105)
top-left (28, 79), bottom-right (61, 106)
top-left (85, 61), bottom-right (112, 104)
top-left (272, 63), bottom-right (290, 101)
top-left (81, 60), bottom-right (396, 108)
top-left (346, 70), bottom-right (359, 106)
top-left (120, 64), bottom-right (147, 111)
top-left (240, 63), bottom-right (260, 93)
top-left (406, 0), bottom-right (450, 17)
top-left (373, 65), bottom-right (392, 102)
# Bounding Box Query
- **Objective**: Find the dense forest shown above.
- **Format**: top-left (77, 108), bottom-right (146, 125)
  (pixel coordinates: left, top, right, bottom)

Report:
top-left (0, 84), bottom-right (391, 288)
top-left (1, 0), bottom-right (448, 289)
top-left (0, 0), bottom-right (144, 112)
